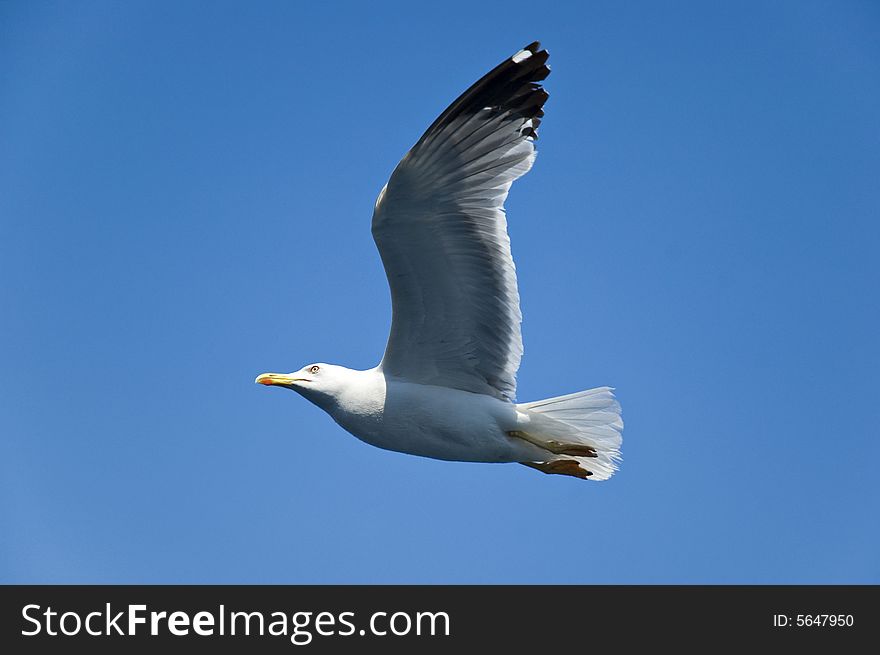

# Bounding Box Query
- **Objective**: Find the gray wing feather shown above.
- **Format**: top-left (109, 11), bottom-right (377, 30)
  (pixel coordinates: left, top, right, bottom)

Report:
top-left (372, 42), bottom-right (550, 401)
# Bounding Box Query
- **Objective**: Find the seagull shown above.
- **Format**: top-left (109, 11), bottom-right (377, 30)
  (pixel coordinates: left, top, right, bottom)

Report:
top-left (256, 42), bottom-right (622, 480)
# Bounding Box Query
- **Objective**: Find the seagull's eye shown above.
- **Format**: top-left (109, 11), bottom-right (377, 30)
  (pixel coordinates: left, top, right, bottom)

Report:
top-left (309, 365), bottom-right (320, 374)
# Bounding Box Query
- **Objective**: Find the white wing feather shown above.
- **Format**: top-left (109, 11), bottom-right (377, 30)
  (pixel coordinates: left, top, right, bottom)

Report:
top-left (372, 43), bottom-right (550, 401)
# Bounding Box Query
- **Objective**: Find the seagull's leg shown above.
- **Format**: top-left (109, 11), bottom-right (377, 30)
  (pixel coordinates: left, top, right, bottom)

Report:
top-left (507, 430), bottom-right (598, 457)
top-left (520, 460), bottom-right (593, 479)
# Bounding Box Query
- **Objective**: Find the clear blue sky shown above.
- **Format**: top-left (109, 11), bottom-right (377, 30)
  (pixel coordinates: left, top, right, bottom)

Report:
top-left (2, 1), bottom-right (878, 583)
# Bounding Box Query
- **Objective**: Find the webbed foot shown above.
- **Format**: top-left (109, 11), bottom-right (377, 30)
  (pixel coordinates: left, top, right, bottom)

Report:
top-left (520, 460), bottom-right (593, 479)
top-left (507, 430), bottom-right (597, 457)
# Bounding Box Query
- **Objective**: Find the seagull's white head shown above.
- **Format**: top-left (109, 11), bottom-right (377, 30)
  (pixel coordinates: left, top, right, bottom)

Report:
top-left (255, 363), bottom-right (352, 409)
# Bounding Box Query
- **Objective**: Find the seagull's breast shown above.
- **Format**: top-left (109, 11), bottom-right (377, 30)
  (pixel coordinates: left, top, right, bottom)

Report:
top-left (328, 374), bottom-right (531, 463)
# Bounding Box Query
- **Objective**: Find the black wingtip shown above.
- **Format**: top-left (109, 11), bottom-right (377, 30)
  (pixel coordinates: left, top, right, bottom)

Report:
top-left (414, 42), bottom-right (551, 151)
top-left (511, 42), bottom-right (549, 69)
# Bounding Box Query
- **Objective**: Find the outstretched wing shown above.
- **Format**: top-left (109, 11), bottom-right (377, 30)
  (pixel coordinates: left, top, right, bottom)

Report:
top-left (371, 42), bottom-right (549, 401)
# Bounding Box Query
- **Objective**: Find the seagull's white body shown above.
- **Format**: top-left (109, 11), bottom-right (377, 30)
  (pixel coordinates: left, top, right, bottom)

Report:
top-left (297, 366), bottom-right (548, 463)
top-left (257, 43), bottom-right (623, 480)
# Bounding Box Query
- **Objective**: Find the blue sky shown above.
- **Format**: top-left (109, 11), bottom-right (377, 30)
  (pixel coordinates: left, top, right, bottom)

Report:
top-left (2, 0), bottom-right (878, 583)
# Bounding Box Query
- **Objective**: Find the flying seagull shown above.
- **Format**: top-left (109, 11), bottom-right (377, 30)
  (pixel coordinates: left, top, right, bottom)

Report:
top-left (256, 42), bottom-right (622, 480)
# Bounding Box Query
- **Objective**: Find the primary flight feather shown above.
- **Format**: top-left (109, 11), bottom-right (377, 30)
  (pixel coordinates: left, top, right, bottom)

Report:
top-left (256, 42), bottom-right (623, 480)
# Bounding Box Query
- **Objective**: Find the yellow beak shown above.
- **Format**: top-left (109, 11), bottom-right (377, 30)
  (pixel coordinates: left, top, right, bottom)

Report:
top-left (255, 372), bottom-right (303, 386)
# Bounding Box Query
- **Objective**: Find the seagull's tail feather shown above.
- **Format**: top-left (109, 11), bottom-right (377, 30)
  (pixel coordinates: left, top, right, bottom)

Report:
top-left (518, 387), bottom-right (623, 481)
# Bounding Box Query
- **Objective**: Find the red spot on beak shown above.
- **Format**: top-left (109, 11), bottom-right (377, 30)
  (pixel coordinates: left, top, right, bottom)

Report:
top-left (257, 377), bottom-right (274, 385)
